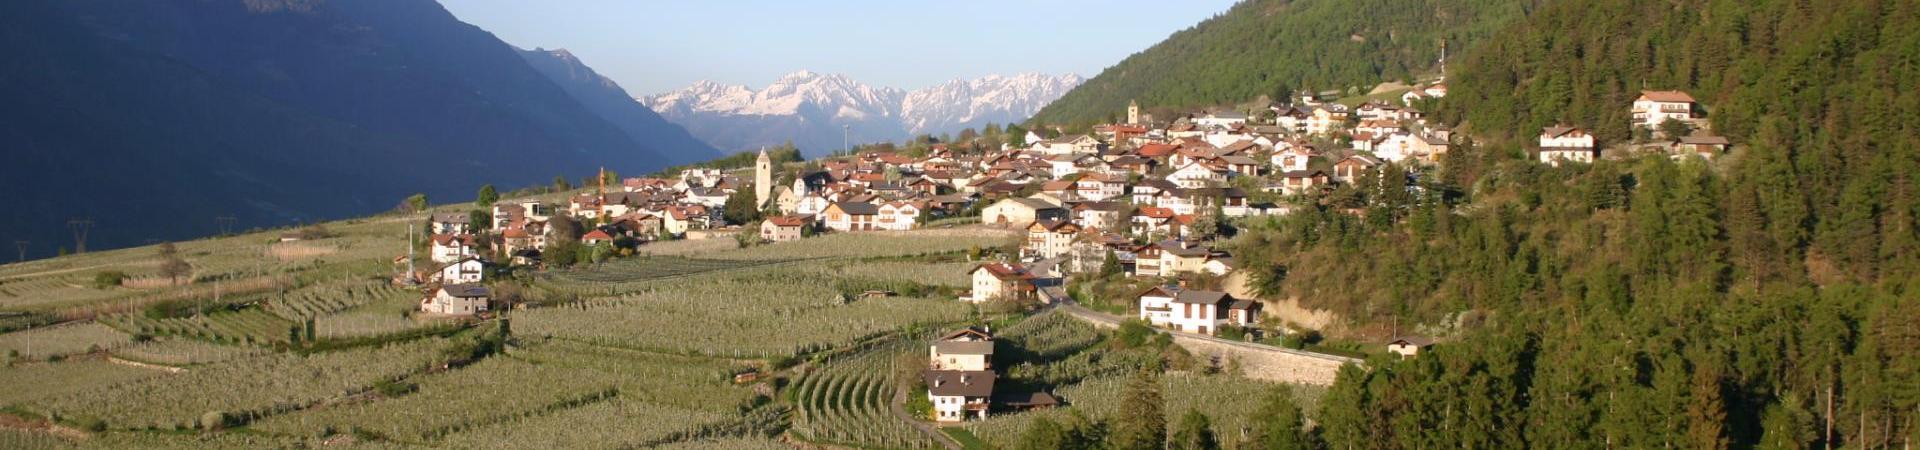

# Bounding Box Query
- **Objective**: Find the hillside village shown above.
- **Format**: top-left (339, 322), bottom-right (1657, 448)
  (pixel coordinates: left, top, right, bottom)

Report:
top-left (422, 80), bottom-right (1725, 327)
top-left (395, 81), bottom-right (1729, 425)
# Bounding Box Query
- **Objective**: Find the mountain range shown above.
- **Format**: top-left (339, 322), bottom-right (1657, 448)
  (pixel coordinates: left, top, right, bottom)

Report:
top-left (0, 0), bottom-right (717, 258)
top-left (643, 72), bottom-right (1083, 156)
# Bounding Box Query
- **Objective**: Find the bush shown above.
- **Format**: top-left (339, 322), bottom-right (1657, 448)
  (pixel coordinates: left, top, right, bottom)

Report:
top-left (1113, 319), bottom-right (1157, 349)
top-left (373, 380), bottom-right (418, 397)
top-left (78, 416), bottom-right (107, 432)
top-left (93, 271), bottom-right (127, 289)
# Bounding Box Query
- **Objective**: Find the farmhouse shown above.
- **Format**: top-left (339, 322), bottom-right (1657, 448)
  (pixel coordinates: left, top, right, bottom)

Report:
top-left (925, 370), bottom-right (995, 422)
top-left (1136, 286), bottom-right (1260, 336)
top-left (422, 284), bottom-right (490, 315)
top-left (966, 263), bottom-right (1036, 303)
top-left (435, 257), bottom-right (486, 284)
top-left (1632, 90), bottom-right (1698, 133)
top-left (1538, 125), bottom-right (1598, 166)
top-left (760, 215), bottom-right (813, 242)
top-left (981, 198), bottom-right (1067, 228)
top-left (1388, 335), bottom-right (1435, 357)
top-left (930, 328), bottom-right (994, 371)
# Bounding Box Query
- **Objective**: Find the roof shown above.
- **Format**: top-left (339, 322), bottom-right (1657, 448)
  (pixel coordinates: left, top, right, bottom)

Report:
top-left (933, 340), bottom-right (996, 356)
top-left (582, 230), bottom-right (614, 241)
top-left (1541, 126), bottom-right (1588, 138)
top-left (1678, 134), bottom-right (1731, 145)
top-left (765, 215), bottom-right (811, 227)
top-left (940, 328), bottom-right (993, 341)
top-left (994, 391), bottom-right (1060, 407)
top-left (924, 370), bottom-right (996, 397)
top-left (1638, 90), bottom-right (1696, 103)
top-left (995, 198), bottom-right (1062, 211)
top-left (971, 263), bottom-right (1034, 282)
top-left (431, 212), bottom-right (471, 224)
top-left (1391, 336), bottom-right (1435, 347)
top-left (830, 201), bottom-right (880, 215)
top-left (440, 284), bottom-right (490, 298)
top-left (1172, 290), bottom-right (1232, 305)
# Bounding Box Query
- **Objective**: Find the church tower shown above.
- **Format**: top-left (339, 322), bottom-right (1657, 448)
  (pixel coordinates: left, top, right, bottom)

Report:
top-left (755, 147), bottom-right (772, 208)
top-left (1127, 99), bottom-right (1140, 125)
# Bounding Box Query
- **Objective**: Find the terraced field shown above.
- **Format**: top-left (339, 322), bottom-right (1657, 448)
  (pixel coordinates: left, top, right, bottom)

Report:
top-left (790, 338), bottom-right (941, 449)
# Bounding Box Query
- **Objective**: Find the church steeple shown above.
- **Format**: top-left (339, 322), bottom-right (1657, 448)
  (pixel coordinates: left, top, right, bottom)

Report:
top-left (754, 147), bottom-right (772, 208)
top-left (1127, 99), bottom-right (1141, 126)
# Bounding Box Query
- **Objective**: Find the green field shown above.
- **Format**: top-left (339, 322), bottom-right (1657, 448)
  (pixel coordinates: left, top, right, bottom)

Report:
top-left (0, 205), bottom-right (1306, 449)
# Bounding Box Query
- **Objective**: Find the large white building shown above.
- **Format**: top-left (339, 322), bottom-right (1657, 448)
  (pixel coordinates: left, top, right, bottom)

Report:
top-left (1538, 126), bottom-right (1598, 166)
top-left (1631, 90), bottom-right (1698, 133)
top-left (1136, 286), bottom-right (1261, 336)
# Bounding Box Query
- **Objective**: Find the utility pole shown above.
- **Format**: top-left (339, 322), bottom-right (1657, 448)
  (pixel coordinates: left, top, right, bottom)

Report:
top-left (215, 215), bottom-right (237, 236)
top-left (843, 124), bottom-right (851, 155)
top-left (66, 219), bottom-right (93, 254)
top-left (12, 240), bottom-right (26, 263)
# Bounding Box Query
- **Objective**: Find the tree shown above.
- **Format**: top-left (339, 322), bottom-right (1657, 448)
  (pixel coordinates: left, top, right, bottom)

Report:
top-left (1250, 384), bottom-right (1313, 450)
top-left (1171, 410), bottom-right (1219, 450)
top-left (468, 210), bottom-right (491, 232)
top-left (1018, 417), bottom-right (1073, 450)
top-left (1659, 118), bottom-right (1694, 139)
top-left (156, 242), bottom-right (192, 286)
top-left (1100, 249), bottom-right (1122, 277)
top-left (476, 184), bottom-right (498, 207)
top-left (405, 193), bottom-right (429, 213)
top-left (723, 188), bottom-right (762, 225)
top-left (1107, 370), bottom-right (1166, 450)
top-left (553, 176), bottom-right (572, 192)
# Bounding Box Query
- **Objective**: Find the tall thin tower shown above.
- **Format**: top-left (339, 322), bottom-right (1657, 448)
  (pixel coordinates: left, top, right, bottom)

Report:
top-left (755, 147), bottom-right (772, 208)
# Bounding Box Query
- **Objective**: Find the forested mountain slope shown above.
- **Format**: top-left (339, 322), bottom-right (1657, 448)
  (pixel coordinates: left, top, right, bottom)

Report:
top-left (1028, 0), bottom-right (1535, 128)
top-left (1219, 0), bottom-right (1920, 447)
top-left (0, 0), bottom-right (700, 258)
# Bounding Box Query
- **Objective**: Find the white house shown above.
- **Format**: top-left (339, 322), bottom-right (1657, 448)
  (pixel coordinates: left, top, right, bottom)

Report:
top-left (875, 202), bottom-right (921, 231)
top-left (1193, 111), bottom-right (1249, 129)
top-left (759, 215), bottom-right (812, 242)
top-left (421, 284), bottom-right (490, 316)
top-left (435, 257), bottom-right (486, 284)
top-left (1170, 161), bottom-right (1229, 188)
top-left (430, 213), bottom-right (473, 235)
top-left (430, 234), bottom-right (477, 264)
top-left (1388, 336), bottom-right (1434, 357)
top-left (1632, 90), bottom-right (1698, 133)
top-left (925, 370), bottom-right (995, 422)
top-left (966, 263), bottom-right (1035, 303)
top-left (1136, 286), bottom-right (1260, 336)
top-left (1538, 125), bottom-right (1598, 166)
top-left (1025, 220), bottom-right (1080, 259)
top-left (930, 328), bottom-right (994, 371)
top-left (981, 198), bottom-right (1067, 228)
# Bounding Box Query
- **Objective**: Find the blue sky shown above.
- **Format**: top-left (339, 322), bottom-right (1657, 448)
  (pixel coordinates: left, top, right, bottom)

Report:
top-left (439, 0), bottom-right (1240, 95)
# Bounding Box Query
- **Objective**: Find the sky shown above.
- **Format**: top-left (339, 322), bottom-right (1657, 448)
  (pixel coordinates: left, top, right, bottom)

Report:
top-left (439, 0), bottom-right (1240, 95)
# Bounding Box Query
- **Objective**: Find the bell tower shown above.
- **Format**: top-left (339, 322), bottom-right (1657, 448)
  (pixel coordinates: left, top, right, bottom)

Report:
top-left (755, 147), bottom-right (772, 208)
top-left (1127, 99), bottom-right (1140, 125)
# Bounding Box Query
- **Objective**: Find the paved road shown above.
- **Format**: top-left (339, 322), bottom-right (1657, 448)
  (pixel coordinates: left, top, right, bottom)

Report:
top-left (1055, 302), bottom-right (1361, 364)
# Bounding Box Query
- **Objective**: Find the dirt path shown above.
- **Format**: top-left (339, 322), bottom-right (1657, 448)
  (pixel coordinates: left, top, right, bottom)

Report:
top-left (891, 384), bottom-right (962, 450)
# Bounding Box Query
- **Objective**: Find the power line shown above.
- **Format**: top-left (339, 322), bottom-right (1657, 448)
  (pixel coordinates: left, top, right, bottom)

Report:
top-left (66, 219), bottom-right (94, 254)
top-left (216, 215), bottom-right (238, 236)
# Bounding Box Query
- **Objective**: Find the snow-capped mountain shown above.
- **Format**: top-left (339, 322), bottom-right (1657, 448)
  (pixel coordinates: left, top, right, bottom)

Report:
top-left (900, 73), bottom-right (1084, 135)
top-left (641, 71), bottom-right (1081, 156)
